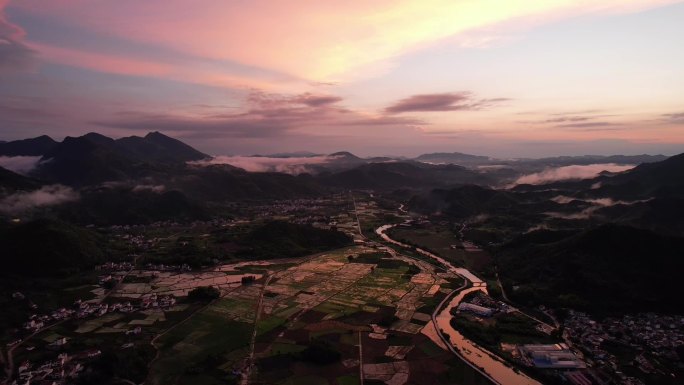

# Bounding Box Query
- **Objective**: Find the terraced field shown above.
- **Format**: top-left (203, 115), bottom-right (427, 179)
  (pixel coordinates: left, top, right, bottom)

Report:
top-left (143, 243), bottom-right (484, 385)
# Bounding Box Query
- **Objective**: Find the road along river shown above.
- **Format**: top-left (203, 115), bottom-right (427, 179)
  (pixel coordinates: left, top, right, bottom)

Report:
top-left (376, 223), bottom-right (541, 385)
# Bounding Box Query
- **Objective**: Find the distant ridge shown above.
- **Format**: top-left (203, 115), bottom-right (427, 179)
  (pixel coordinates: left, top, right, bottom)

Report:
top-left (413, 152), bottom-right (668, 167)
top-left (523, 154), bottom-right (668, 166)
top-left (414, 152), bottom-right (491, 165)
top-left (118, 131), bottom-right (209, 163)
top-left (34, 131), bottom-right (208, 185)
top-left (256, 151), bottom-right (322, 158)
top-left (592, 151), bottom-right (684, 198)
top-left (0, 135), bottom-right (59, 156)
top-left (328, 151), bottom-right (363, 160)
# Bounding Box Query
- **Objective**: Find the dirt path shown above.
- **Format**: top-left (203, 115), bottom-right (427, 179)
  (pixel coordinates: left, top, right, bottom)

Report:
top-left (358, 331), bottom-right (364, 385)
top-left (241, 274), bottom-right (274, 385)
top-left (495, 268), bottom-right (510, 302)
top-left (144, 298), bottom-right (218, 385)
top-left (351, 191), bottom-right (363, 236)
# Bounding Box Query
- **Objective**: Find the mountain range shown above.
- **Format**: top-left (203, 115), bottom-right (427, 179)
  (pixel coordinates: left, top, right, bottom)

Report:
top-left (0, 132), bottom-right (494, 191)
top-left (1, 131), bottom-right (682, 229)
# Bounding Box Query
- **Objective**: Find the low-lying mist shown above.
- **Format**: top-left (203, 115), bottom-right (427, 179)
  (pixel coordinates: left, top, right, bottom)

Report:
top-left (546, 195), bottom-right (652, 220)
top-left (0, 185), bottom-right (79, 214)
top-left (513, 163), bottom-right (634, 185)
top-left (189, 155), bottom-right (340, 174)
top-left (0, 156), bottom-right (42, 175)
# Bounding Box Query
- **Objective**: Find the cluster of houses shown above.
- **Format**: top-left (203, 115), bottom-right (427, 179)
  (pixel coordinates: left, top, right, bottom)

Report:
top-left (247, 196), bottom-right (365, 227)
top-left (97, 261), bottom-right (134, 271)
top-left (143, 263), bottom-right (192, 272)
top-left (14, 350), bottom-right (101, 385)
top-left (116, 232), bottom-right (154, 249)
top-left (10, 293), bottom-right (177, 383)
top-left (108, 220), bottom-right (181, 231)
top-left (22, 302), bottom-right (87, 332)
top-left (23, 294), bottom-right (175, 334)
top-left (253, 198), bottom-right (332, 216)
top-left (140, 293), bottom-right (176, 309)
top-left (23, 302), bottom-right (108, 332)
top-left (564, 311), bottom-right (684, 384)
top-left (99, 260), bottom-right (192, 275)
top-left (108, 218), bottom-right (238, 233)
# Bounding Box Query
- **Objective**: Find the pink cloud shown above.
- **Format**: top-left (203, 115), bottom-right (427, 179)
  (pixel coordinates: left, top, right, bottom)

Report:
top-left (92, 91), bottom-right (424, 139)
top-left (0, 0), bottom-right (34, 71)
top-left (10, 0), bottom-right (678, 82)
top-left (29, 42), bottom-right (174, 77)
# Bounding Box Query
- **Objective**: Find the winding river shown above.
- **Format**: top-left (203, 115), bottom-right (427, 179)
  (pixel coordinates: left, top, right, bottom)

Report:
top-left (376, 223), bottom-right (541, 385)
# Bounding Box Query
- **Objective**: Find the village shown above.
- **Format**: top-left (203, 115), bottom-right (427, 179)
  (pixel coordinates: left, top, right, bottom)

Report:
top-left (563, 311), bottom-right (684, 385)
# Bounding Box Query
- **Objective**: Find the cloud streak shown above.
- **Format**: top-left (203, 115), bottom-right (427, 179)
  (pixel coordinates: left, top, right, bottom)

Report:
top-left (556, 122), bottom-right (621, 129)
top-left (514, 163), bottom-right (635, 185)
top-left (546, 196), bottom-right (652, 219)
top-left (385, 92), bottom-right (507, 114)
top-left (0, 0), bottom-right (35, 72)
top-left (94, 91), bottom-right (423, 139)
top-left (662, 112), bottom-right (684, 125)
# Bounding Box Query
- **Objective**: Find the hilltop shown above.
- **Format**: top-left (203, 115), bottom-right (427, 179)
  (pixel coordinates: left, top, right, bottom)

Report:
top-left (497, 224), bottom-right (684, 314)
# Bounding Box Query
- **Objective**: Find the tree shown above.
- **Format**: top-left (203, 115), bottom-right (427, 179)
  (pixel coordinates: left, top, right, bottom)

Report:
top-left (188, 286), bottom-right (220, 302)
top-left (102, 279), bottom-right (118, 290)
top-left (299, 339), bottom-right (341, 365)
top-left (377, 314), bottom-right (398, 328)
top-left (241, 276), bottom-right (256, 285)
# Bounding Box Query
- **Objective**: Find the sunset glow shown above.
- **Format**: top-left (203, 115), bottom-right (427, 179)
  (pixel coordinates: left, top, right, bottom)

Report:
top-left (1, 0), bottom-right (683, 156)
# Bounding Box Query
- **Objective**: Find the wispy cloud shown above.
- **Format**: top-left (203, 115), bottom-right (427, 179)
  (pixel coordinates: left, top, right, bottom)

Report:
top-left (556, 121), bottom-right (622, 130)
top-left (523, 111), bottom-right (622, 130)
top-left (0, 184), bottom-right (78, 214)
top-left (662, 112), bottom-right (684, 125)
top-left (291, 93), bottom-right (343, 107)
top-left (26, 41), bottom-right (298, 90)
top-left (543, 116), bottom-right (593, 123)
top-left (94, 91), bottom-right (423, 139)
top-left (551, 195), bottom-right (650, 206)
top-left (190, 155), bottom-right (338, 174)
top-left (385, 92), bottom-right (508, 114)
top-left (546, 196), bottom-right (652, 219)
top-left (11, 0), bottom-right (675, 82)
top-left (0, 103), bottom-right (62, 121)
top-left (0, 0), bottom-right (35, 72)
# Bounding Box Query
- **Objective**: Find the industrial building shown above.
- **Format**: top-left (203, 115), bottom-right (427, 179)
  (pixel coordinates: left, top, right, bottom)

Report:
top-left (519, 344), bottom-right (586, 369)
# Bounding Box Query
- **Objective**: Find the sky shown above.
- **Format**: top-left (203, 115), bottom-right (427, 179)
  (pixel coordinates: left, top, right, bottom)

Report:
top-left (0, 0), bottom-right (683, 157)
